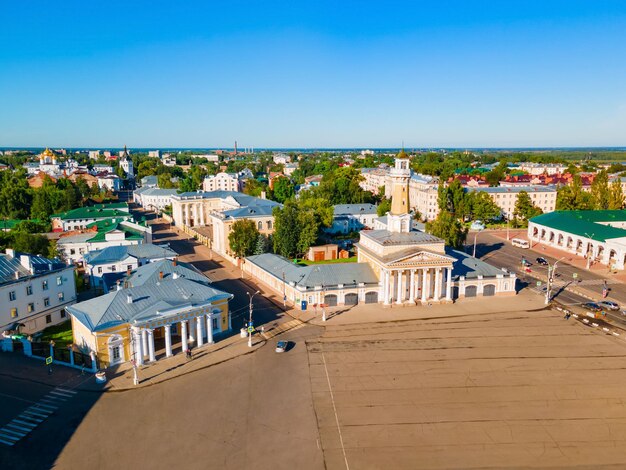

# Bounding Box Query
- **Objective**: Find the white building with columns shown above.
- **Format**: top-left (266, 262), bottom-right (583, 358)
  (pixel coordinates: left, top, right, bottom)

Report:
top-left (67, 270), bottom-right (233, 369)
top-left (244, 156), bottom-right (516, 310)
top-left (528, 210), bottom-right (626, 270)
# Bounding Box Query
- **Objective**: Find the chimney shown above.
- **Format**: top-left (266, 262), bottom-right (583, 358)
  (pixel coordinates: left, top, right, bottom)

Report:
top-left (116, 281), bottom-right (122, 291)
top-left (173, 258), bottom-right (177, 266)
top-left (20, 255), bottom-right (33, 274)
top-left (126, 294), bottom-right (133, 304)
top-left (5, 248), bottom-right (15, 258)
top-left (127, 266), bottom-right (132, 276)
top-left (172, 272), bottom-right (179, 280)
top-left (14, 270), bottom-right (20, 280)
top-left (260, 191), bottom-right (266, 200)
top-left (159, 271), bottom-right (164, 280)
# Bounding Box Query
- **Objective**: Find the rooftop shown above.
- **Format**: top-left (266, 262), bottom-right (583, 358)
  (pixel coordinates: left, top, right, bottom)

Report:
top-left (530, 210), bottom-right (626, 242)
top-left (465, 185), bottom-right (557, 194)
top-left (84, 244), bottom-right (177, 266)
top-left (0, 251), bottom-right (67, 286)
top-left (333, 204), bottom-right (377, 216)
top-left (360, 229), bottom-right (444, 246)
top-left (67, 278), bottom-right (232, 332)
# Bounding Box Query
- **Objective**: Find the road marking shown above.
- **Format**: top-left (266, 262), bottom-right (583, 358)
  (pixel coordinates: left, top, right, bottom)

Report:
top-left (0, 436), bottom-right (17, 446)
top-left (55, 388), bottom-right (77, 395)
top-left (33, 404), bottom-right (57, 412)
top-left (1, 427), bottom-right (26, 437)
top-left (49, 391), bottom-right (71, 399)
top-left (24, 408), bottom-right (49, 418)
top-left (51, 389), bottom-right (75, 398)
top-left (18, 414), bottom-right (44, 423)
top-left (321, 347), bottom-right (350, 470)
top-left (12, 419), bottom-right (37, 429)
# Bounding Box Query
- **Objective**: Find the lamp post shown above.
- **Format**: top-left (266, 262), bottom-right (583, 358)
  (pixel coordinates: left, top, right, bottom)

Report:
top-left (246, 291), bottom-right (260, 348)
top-left (545, 257), bottom-right (565, 305)
top-left (584, 233), bottom-right (594, 270)
top-left (282, 271), bottom-right (286, 308)
top-left (472, 228), bottom-right (483, 258)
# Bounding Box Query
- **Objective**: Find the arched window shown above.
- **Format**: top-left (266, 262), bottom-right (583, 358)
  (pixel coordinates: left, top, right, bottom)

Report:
top-left (258, 221), bottom-right (263, 230)
top-left (267, 220), bottom-right (272, 230)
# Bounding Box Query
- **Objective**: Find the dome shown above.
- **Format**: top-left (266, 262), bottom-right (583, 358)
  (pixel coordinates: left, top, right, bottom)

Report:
top-left (41, 147), bottom-right (55, 157)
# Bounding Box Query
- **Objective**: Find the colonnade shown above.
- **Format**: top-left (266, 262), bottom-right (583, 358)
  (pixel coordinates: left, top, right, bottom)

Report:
top-left (181, 203), bottom-right (206, 227)
top-left (381, 266), bottom-right (452, 305)
top-left (131, 314), bottom-right (216, 366)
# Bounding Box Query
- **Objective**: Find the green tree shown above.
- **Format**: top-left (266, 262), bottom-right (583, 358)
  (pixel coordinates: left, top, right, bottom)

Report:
top-left (243, 179), bottom-right (268, 197)
top-left (254, 233), bottom-right (270, 255)
top-left (228, 219), bottom-right (259, 258)
top-left (425, 210), bottom-right (467, 249)
top-left (271, 176), bottom-right (295, 203)
top-left (591, 169), bottom-right (610, 209)
top-left (296, 210), bottom-right (318, 255)
top-left (513, 191), bottom-right (543, 223)
top-left (157, 173), bottom-right (176, 189)
top-left (608, 180), bottom-right (624, 210)
top-left (377, 198), bottom-right (391, 216)
top-left (470, 192), bottom-right (501, 222)
top-left (273, 202), bottom-right (300, 258)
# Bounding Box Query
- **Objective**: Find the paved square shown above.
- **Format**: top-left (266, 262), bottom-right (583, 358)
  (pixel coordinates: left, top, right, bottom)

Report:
top-left (308, 307), bottom-right (626, 469)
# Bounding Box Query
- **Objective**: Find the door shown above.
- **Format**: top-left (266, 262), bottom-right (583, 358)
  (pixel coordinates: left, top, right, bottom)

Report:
top-left (364, 291), bottom-right (378, 304)
top-left (314, 251), bottom-right (325, 261)
top-left (483, 284), bottom-right (496, 296)
top-left (465, 285), bottom-right (477, 297)
top-left (324, 294), bottom-right (337, 306)
top-left (344, 293), bottom-right (358, 305)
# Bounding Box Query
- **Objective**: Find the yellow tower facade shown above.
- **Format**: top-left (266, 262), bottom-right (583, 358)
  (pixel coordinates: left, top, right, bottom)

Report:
top-left (387, 153), bottom-right (412, 233)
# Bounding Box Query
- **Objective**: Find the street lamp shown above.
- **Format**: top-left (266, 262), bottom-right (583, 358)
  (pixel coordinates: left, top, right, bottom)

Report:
top-left (246, 291), bottom-right (260, 348)
top-left (545, 257), bottom-right (565, 305)
top-left (584, 233), bottom-right (594, 270)
top-left (472, 227), bottom-right (483, 258)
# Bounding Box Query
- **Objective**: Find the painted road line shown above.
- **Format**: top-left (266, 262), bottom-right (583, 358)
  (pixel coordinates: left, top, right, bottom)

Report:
top-left (24, 408), bottom-right (49, 418)
top-left (18, 414), bottom-right (44, 424)
top-left (0, 436), bottom-right (17, 446)
top-left (41, 396), bottom-right (64, 403)
top-left (6, 423), bottom-right (32, 434)
top-left (51, 389), bottom-right (75, 398)
top-left (0, 431), bottom-right (21, 441)
top-left (34, 403), bottom-right (57, 412)
top-left (12, 419), bottom-right (37, 429)
top-left (55, 387), bottom-right (77, 395)
top-left (49, 391), bottom-right (71, 399)
top-left (1, 427), bottom-right (26, 438)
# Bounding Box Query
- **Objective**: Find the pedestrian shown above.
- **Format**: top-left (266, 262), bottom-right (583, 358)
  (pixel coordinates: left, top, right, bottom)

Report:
top-left (186, 348), bottom-right (192, 360)
top-left (260, 326), bottom-right (265, 335)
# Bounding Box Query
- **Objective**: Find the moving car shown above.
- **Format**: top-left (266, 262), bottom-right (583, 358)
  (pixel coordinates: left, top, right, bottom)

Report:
top-left (599, 301), bottom-right (620, 311)
top-left (275, 341), bottom-right (288, 353)
top-left (583, 302), bottom-right (603, 312)
top-left (512, 238), bottom-right (530, 249)
top-left (536, 257), bottom-right (548, 266)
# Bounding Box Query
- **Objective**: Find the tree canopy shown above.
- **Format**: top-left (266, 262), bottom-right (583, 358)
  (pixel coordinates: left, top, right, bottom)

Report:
top-left (228, 219), bottom-right (259, 258)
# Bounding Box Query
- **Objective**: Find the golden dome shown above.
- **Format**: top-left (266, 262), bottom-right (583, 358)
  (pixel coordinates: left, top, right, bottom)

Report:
top-left (41, 147), bottom-right (55, 157)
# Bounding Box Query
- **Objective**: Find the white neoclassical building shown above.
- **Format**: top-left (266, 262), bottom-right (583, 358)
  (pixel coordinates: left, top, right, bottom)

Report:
top-left (528, 210), bottom-right (626, 270)
top-left (244, 156), bottom-right (516, 310)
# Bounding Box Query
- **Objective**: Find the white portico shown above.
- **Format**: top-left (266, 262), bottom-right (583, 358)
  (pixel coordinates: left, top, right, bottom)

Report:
top-left (358, 155), bottom-right (455, 305)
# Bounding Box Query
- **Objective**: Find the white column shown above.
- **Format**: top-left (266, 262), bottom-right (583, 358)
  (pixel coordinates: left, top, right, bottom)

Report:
top-left (382, 271), bottom-right (390, 304)
top-left (181, 321), bottom-right (188, 352)
top-left (446, 267), bottom-right (452, 301)
top-left (141, 329), bottom-right (148, 359)
top-left (395, 270), bottom-right (403, 304)
top-left (164, 324), bottom-right (173, 357)
top-left (409, 270), bottom-right (415, 303)
top-left (421, 268), bottom-right (428, 302)
top-left (147, 329), bottom-right (156, 362)
top-left (133, 327), bottom-right (144, 366)
top-left (200, 204), bottom-right (205, 225)
top-left (206, 314), bottom-right (214, 344)
top-left (196, 316), bottom-right (204, 347)
top-left (434, 268), bottom-right (442, 300)
top-left (188, 318), bottom-right (196, 344)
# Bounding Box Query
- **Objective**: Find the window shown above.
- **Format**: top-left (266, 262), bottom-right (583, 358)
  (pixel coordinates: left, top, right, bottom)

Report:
top-left (26, 285), bottom-right (33, 296)
top-left (257, 221), bottom-right (263, 230)
top-left (111, 265), bottom-right (116, 272)
top-left (9, 291), bottom-right (16, 301)
top-left (56, 276), bottom-right (63, 286)
top-left (58, 292), bottom-right (65, 302)
top-left (60, 310), bottom-right (66, 318)
top-left (212, 318), bottom-right (218, 330)
top-left (10, 308), bottom-right (17, 318)
top-left (70, 249), bottom-right (76, 255)
top-left (42, 280), bottom-right (48, 291)
top-left (44, 297), bottom-right (50, 307)
top-left (112, 346), bottom-right (121, 361)
top-left (27, 303), bottom-right (34, 313)
top-left (127, 265), bottom-right (133, 271)
top-left (45, 314), bottom-right (52, 324)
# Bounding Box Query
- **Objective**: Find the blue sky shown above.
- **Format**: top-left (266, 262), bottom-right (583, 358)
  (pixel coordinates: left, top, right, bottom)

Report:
top-left (1, 1), bottom-right (625, 148)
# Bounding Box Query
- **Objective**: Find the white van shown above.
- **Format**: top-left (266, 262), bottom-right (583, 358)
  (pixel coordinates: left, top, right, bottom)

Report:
top-left (511, 238), bottom-right (530, 249)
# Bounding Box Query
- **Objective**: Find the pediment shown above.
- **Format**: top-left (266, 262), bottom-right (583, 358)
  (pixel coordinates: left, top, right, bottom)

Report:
top-left (386, 250), bottom-right (454, 267)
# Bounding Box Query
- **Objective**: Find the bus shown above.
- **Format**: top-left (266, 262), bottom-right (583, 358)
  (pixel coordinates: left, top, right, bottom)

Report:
top-left (511, 238), bottom-right (530, 249)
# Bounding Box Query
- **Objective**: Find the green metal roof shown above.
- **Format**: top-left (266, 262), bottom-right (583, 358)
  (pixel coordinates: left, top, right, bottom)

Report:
top-left (530, 211), bottom-right (626, 242)
top-left (52, 207), bottom-right (131, 221)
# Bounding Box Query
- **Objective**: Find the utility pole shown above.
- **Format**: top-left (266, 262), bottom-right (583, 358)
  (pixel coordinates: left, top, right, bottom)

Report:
top-left (472, 228), bottom-right (483, 258)
top-left (322, 284), bottom-right (327, 322)
top-left (506, 217), bottom-right (510, 241)
top-left (246, 291), bottom-right (259, 348)
top-left (545, 257), bottom-right (565, 305)
top-left (282, 271), bottom-right (286, 308)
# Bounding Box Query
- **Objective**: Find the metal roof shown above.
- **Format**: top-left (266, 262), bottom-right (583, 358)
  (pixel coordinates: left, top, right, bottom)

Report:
top-left (465, 185), bottom-right (556, 194)
top-left (126, 259), bottom-right (211, 287)
top-left (530, 210), bottom-right (626, 242)
top-left (0, 252), bottom-right (67, 286)
top-left (333, 204), bottom-right (377, 216)
top-left (67, 278), bottom-right (233, 332)
top-left (448, 248), bottom-right (507, 280)
top-left (360, 230), bottom-right (444, 246)
top-left (245, 253), bottom-right (379, 289)
top-left (84, 244), bottom-right (177, 266)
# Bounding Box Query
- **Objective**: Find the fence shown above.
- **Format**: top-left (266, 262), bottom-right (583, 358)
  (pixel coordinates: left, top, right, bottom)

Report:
top-left (1, 337), bottom-right (97, 373)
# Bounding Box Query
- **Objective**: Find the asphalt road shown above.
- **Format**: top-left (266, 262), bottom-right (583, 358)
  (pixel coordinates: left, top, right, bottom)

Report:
top-left (473, 232), bottom-right (626, 327)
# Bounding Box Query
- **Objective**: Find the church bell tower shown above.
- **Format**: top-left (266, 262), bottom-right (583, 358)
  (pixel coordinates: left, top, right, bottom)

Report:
top-left (387, 152), bottom-right (412, 233)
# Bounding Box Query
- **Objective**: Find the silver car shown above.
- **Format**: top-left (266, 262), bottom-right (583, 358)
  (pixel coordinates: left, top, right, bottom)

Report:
top-left (275, 341), bottom-right (288, 353)
top-left (599, 301), bottom-right (619, 311)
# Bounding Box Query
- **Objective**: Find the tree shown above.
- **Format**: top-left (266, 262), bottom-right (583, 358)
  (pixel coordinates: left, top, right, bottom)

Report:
top-left (377, 198), bottom-right (391, 216)
top-left (254, 233), bottom-right (270, 255)
top-left (609, 180), bottom-right (624, 210)
top-left (272, 200), bottom-right (322, 258)
top-left (425, 210), bottom-right (467, 249)
top-left (228, 219), bottom-right (259, 258)
top-left (271, 176), bottom-right (295, 203)
top-left (469, 192), bottom-right (501, 222)
top-left (157, 173), bottom-right (176, 189)
top-left (513, 191), bottom-right (543, 223)
top-left (273, 202), bottom-right (300, 258)
top-left (556, 175), bottom-right (594, 210)
top-left (591, 169), bottom-right (610, 209)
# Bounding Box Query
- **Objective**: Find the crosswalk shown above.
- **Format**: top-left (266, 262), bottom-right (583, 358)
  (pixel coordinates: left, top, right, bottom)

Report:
top-left (261, 319), bottom-right (305, 340)
top-left (0, 387), bottom-right (77, 447)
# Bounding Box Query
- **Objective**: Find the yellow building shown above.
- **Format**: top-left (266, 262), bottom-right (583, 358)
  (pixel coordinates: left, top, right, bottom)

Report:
top-left (67, 260), bottom-right (232, 368)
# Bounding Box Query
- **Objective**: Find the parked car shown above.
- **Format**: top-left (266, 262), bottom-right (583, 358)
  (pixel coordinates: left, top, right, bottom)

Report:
top-left (536, 257), bottom-right (548, 266)
top-left (470, 220), bottom-right (485, 231)
top-left (275, 341), bottom-right (288, 353)
top-left (599, 301), bottom-right (620, 311)
top-left (583, 302), bottom-right (603, 312)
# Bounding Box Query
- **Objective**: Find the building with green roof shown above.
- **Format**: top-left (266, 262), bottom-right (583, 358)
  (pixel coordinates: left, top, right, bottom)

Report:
top-left (51, 203), bottom-right (130, 232)
top-left (528, 210), bottom-right (626, 270)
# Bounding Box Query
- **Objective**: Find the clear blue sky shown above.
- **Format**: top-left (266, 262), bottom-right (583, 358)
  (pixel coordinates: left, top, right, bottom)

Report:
top-left (1, 1), bottom-right (626, 148)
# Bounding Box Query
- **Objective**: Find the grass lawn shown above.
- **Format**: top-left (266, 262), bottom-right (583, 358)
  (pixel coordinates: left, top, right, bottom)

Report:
top-left (296, 257), bottom-right (358, 266)
top-left (39, 320), bottom-right (73, 345)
